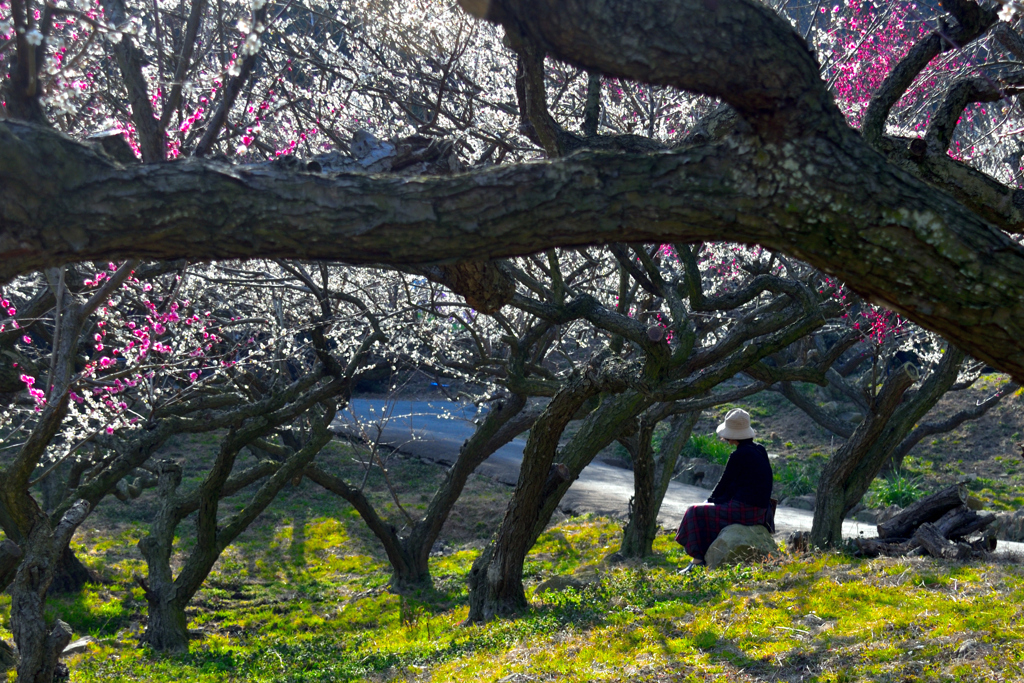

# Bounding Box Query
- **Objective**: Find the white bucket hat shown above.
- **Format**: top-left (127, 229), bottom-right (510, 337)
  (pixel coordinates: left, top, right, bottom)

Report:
top-left (716, 408), bottom-right (756, 440)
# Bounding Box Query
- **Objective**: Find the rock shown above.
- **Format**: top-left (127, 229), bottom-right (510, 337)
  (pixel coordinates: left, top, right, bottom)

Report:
top-left (429, 540), bottom-right (453, 557)
top-left (61, 636), bottom-right (95, 657)
top-left (705, 524), bottom-right (780, 569)
top-left (802, 613), bottom-right (825, 627)
top-left (855, 504), bottom-right (903, 526)
top-left (496, 674), bottom-right (536, 683)
top-left (781, 494), bottom-right (815, 511)
top-left (956, 639), bottom-right (980, 657)
top-left (534, 575), bottom-right (588, 595)
top-left (853, 503), bottom-right (903, 524)
top-left (675, 458), bottom-right (726, 489)
top-left (601, 551), bottom-right (626, 565)
top-left (989, 510), bottom-right (1024, 542)
top-left (966, 495), bottom-right (985, 511)
top-left (838, 411), bottom-right (864, 424)
top-left (853, 508), bottom-right (879, 523)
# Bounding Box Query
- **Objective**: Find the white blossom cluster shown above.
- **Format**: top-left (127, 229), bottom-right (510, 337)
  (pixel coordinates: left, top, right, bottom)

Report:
top-left (1001, 1), bottom-right (1023, 23)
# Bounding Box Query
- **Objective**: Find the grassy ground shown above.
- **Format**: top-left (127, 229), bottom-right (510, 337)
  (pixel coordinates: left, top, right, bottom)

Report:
top-left (2, 433), bottom-right (1024, 682)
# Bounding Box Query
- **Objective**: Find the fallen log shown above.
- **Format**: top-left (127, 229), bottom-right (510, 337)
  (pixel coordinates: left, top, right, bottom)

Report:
top-left (912, 522), bottom-right (972, 560)
top-left (969, 536), bottom-right (997, 553)
top-left (877, 484), bottom-right (966, 539)
top-left (852, 537), bottom-right (913, 557)
top-left (933, 506), bottom-right (997, 540)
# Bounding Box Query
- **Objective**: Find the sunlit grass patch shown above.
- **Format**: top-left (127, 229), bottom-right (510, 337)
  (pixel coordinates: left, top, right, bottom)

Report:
top-left (20, 505), bottom-right (1024, 683)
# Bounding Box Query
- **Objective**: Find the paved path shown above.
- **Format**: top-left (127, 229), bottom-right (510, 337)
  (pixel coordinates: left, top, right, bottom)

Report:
top-left (336, 399), bottom-right (1021, 553)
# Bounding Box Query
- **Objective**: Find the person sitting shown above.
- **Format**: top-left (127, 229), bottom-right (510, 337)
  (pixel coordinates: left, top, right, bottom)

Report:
top-left (675, 408), bottom-right (775, 570)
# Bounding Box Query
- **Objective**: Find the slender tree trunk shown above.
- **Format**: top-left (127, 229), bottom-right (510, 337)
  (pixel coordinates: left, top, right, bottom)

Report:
top-left (620, 412), bottom-right (699, 557)
top-left (810, 366), bottom-right (918, 547)
top-left (621, 425), bottom-right (657, 558)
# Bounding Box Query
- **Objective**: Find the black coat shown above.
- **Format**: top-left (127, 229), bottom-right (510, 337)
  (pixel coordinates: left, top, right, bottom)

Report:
top-left (708, 439), bottom-right (773, 508)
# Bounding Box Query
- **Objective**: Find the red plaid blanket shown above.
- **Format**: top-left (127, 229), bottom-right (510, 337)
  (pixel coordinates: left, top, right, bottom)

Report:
top-left (675, 499), bottom-right (774, 562)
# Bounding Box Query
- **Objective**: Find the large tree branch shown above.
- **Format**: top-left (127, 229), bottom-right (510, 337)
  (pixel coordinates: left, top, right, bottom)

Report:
top-left (777, 381), bottom-right (855, 439)
top-left (462, 0), bottom-right (837, 138)
top-left (100, 0), bottom-right (164, 162)
top-left (891, 380), bottom-right (1019, 467)
top-left (4, 120), bottom-right (1024, 380)
top-left (158, 0), bottom-right (208, 135)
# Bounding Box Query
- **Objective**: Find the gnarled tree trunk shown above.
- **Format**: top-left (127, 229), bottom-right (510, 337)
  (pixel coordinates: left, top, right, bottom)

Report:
top-left (139, 418), bottom-right (332, 651)
top-left (810, 366), bottom-right (917, 548)
top-left (810, 346), bottom-right (965, 548)
top-left (11, 501), bottom-right (89, 683)
top-left (620, 411), bottom-right (699, 558)
top-left (467, 386), bottom-right (638, 622)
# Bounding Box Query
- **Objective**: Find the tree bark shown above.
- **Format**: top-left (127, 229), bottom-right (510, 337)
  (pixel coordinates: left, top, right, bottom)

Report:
top-left (620, 424), bottom-right (657, 559)
top-left (466, 370), bottom-right (625, 622)
top-left (912, 522), bottom-right (971, 560)
top-left (140, 588), bottom-right (190, 653)
top-left (11, 501), bottom-right (89, 683)
top-left (137, 461), bottom-right (189, 651)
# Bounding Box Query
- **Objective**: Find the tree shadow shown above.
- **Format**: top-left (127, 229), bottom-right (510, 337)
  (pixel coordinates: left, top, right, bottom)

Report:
top-left (651, 624), bottom-right (871, 682)
top-left (288, 504), bottom-right (308, 570)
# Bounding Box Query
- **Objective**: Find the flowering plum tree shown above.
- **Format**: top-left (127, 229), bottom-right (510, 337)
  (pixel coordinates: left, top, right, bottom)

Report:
top-left (2, 0), bottom-right (1024, 667)
top-left (0, 260), bottom-right (389, 672)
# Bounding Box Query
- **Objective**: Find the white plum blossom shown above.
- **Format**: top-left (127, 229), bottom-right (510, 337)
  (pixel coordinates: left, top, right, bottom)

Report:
top-left (241, 32), bottom-right (261, 56)
top-left (1000, 1), bottom-right (1023, 23)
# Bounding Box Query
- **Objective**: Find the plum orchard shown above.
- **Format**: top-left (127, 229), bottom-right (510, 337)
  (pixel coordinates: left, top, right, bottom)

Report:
top-left (3, 0), bottom-right (1024, 679)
